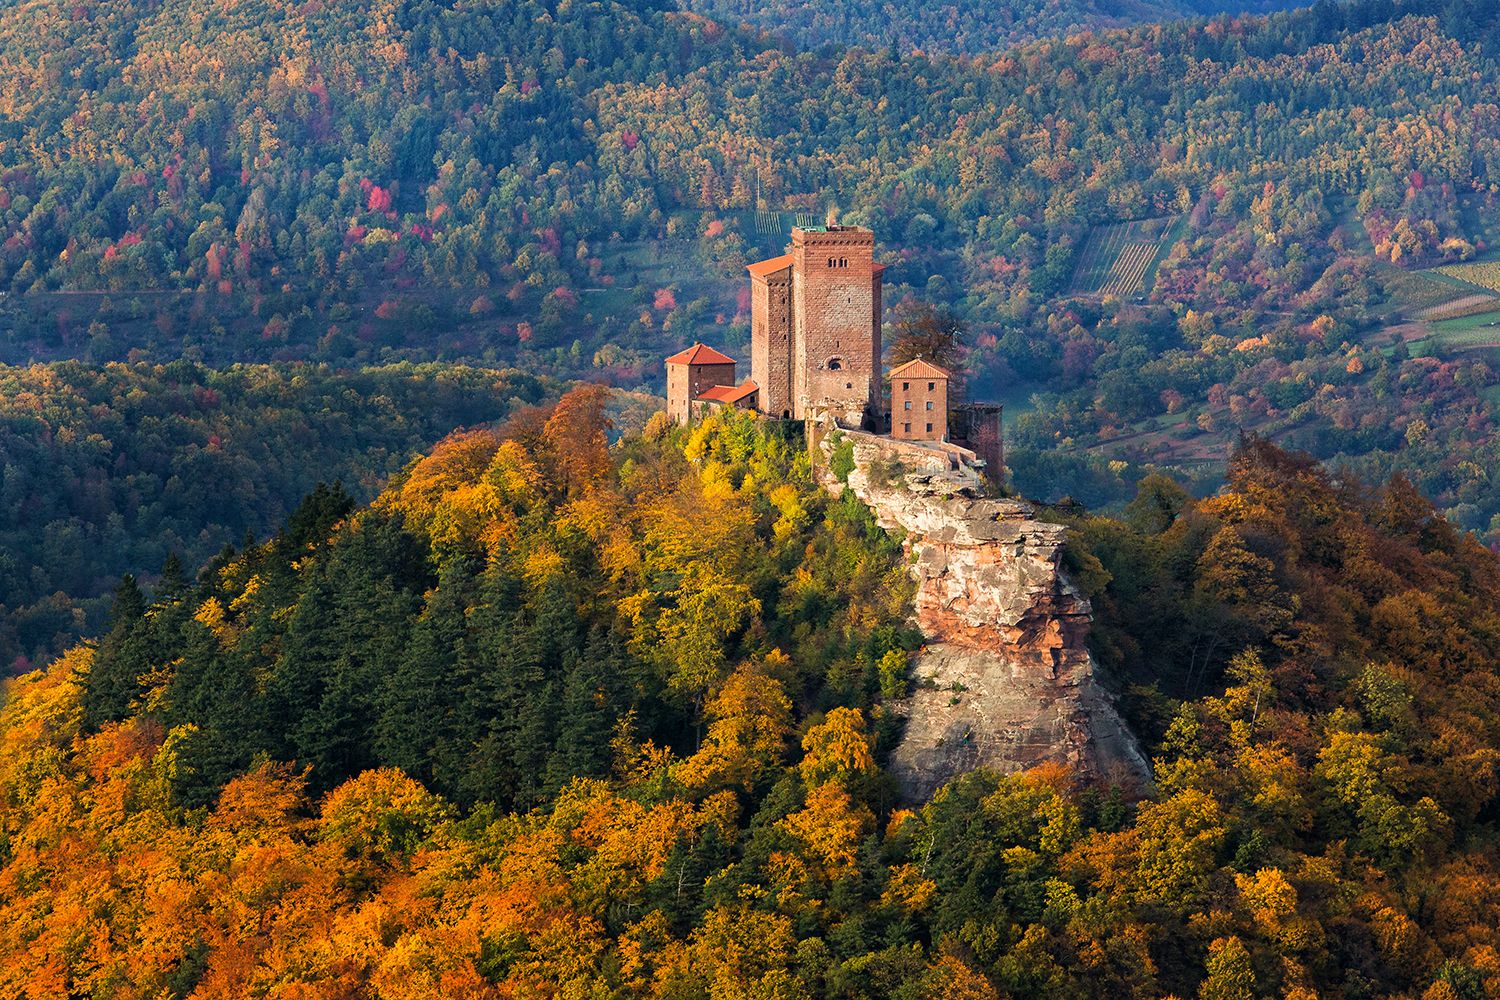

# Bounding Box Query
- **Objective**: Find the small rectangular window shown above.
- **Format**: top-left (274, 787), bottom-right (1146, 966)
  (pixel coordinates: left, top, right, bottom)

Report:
top-left (901, 382), bottom-right (909, 391)
top-left (926, 423), bottom-right (933, 432)
top-left (926, 401), bottom-right (933, 410)
top-left (928, 382), bottom-right (935, 391)
top-left (903, 423), bottom-right (910, 433)
top-left (904, 401), bottom-right (911, 410)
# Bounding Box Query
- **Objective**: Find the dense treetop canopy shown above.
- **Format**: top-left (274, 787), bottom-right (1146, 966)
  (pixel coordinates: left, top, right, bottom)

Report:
top-left (680, 0), bottom-right (1308, 55)
top-left (5, 0), bottom-right (1500, 540)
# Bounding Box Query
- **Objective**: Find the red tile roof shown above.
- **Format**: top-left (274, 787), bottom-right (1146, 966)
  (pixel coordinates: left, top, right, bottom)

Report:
top-left (665, 342), bottom-right (737, 366)
top-left (746, 254), bottom-right (793, 278)
top-left (697, 380), bottom-right (759, 404)
top-left (887, 358), bottom-right (952, 380)
top-left (872, 262), bottom-right (887, 276)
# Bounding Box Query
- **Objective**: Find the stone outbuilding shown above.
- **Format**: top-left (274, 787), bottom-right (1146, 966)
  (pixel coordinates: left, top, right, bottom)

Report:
top-left (887, 358), bottom-right (950, 442)
top-left (665, 342), bottom-right (738, 425)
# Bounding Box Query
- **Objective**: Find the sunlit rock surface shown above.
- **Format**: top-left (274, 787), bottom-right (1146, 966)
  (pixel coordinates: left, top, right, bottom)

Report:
top-left (813, 423), bottom-right (1151, 801)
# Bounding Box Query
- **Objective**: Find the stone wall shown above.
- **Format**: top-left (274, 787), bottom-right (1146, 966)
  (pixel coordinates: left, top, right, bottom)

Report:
top-left (951, 404), bottom-right (1004, 487)
top-left (666, 362), bottom-right (690, 426)
top-left (812, 419), bottom-right (1151, 801)
top-left (750, 272), bottom-right (792, 418)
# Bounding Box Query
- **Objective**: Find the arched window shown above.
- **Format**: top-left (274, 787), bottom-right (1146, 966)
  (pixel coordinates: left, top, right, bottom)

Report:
top-left (827, 357), bottom-right (843, 370)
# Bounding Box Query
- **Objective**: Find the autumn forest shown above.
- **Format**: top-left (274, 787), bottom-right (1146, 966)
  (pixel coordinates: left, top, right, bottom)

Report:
top-left (8, 0), bottom-right (1500, 994)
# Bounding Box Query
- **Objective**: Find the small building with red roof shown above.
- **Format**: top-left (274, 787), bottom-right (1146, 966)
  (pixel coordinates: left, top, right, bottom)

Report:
top-left (693, 379), bottom-right (760, 418)
top-left (665, 342), bottom-right (739, 425)
top-left (888, 357), bottom-right (951, 442)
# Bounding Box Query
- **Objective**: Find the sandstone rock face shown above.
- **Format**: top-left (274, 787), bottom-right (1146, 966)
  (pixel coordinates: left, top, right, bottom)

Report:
top-left (814, 423), bottom-right (1151, 801)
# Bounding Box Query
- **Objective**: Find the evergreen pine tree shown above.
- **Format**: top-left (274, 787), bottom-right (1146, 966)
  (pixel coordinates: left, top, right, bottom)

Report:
top-left (376, 553), bottom-right (482, 791)
top-left (79, 574), bottom-right (149, 730)
top-left (271, 511), bottom-right (428, 791)
top-left (545, 626), bottom-right (620, 791)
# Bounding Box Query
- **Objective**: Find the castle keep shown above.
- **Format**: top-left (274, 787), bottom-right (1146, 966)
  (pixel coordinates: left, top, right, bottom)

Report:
top-left (748, 225), bottom-right (885, 424)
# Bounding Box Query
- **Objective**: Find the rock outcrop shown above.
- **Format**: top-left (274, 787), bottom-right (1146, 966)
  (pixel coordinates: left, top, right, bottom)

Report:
top-left (813, 422), bottom-right (1151, 801)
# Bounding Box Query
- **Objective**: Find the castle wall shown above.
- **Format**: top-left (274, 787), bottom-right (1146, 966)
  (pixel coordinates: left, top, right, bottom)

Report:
top-left (871, 269), bottom-right (884, 411)
top-left (952, 404), bottom-right (1005, 486)
top-left (666, 362), bottom-right (690, 426)
top-left (750, 272), bottom-right (792, 418)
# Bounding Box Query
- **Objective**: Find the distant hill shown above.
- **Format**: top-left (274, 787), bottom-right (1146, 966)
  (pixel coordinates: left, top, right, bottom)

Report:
top-left (679, 0), bottom-right (1310, 54)
top-left (6, 0), bottom-right (1500, 627)
top-left (0, 362), bottom-right (552, 671)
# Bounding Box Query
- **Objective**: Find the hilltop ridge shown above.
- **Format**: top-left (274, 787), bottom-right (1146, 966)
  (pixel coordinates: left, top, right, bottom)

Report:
top-left (6, 398), bottom-right (1500, 995)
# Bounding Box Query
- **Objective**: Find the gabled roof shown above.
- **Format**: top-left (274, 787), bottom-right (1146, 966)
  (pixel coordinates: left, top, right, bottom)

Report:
top-left (697, 379), bottom-right (759, 404)
top-left (872, 262), bottom-right (887, 276)
top-left (746, 254), bottom-right (793, 278)
top-left (665, 342), bottom-right (737, 366)
top-left (887, 358), bottom-right (952, 380)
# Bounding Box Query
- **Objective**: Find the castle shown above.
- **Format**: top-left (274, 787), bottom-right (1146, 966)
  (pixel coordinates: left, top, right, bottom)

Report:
top-left (666, 223), bottom-right (1002, 476)
top-left (668, 224), bottom-right (890, 428)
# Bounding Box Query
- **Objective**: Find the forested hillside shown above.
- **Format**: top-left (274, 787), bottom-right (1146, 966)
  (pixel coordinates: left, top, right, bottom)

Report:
top-left (0, 362), bottom-right (551, 671)
top-left (679, 0), bottom-right (1307, 56)
top-left (5, 397), bottom-right (1500, 996)
top-left (3, 0), bottom-right (1494, 313)
top-left (4, 0), bottom-right (1500, 534)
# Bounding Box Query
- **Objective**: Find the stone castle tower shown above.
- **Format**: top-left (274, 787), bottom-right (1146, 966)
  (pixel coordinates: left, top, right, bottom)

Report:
top-left (747, 225), bottom-right (885, 426)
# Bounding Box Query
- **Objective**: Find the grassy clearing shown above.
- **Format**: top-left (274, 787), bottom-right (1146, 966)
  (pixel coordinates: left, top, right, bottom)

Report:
top-left (1411, 308), bottom-right (1500, 357)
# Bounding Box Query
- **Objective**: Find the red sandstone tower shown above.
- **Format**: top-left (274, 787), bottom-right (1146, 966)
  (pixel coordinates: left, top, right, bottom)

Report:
top-left (747, 225), bottom-right (884, 425)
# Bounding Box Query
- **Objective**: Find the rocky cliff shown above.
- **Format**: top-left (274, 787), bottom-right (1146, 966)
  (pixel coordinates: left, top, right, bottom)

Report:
top-left (813, 423), bottom-right (1150, 801)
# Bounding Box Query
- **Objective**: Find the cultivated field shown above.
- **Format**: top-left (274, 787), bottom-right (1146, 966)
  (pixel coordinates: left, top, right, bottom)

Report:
top-left (1412, 308), bottom-right (1500, 357)
top-left (1416, 292), bottom-right (1500, 322)
top-left (1070, 216), bottom-right (1181, 296)
top-left (1434, 260), bottom-right (1500, 293)
top-left (1100, 243), bottom-right (1157, 296)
